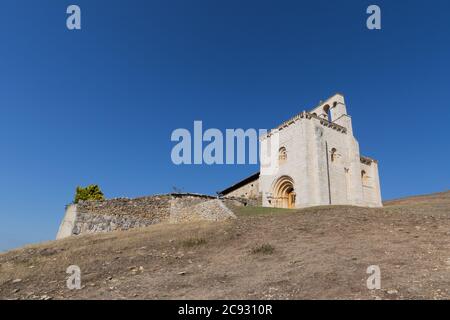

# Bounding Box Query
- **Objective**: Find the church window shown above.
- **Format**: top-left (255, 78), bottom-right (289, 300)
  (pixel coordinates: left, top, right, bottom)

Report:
top-left (361, 170), bottom-right (370, 186)
top-left (278, 147), bottom-right (287, 163)
top-left (331, 148), bottom-right (337, 162)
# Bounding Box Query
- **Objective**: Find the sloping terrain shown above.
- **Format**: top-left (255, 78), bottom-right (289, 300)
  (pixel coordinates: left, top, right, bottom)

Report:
top-left (1, 191), bottom-right (449, 300)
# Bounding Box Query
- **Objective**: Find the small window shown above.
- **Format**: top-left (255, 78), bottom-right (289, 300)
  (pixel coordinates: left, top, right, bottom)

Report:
top-left (278, 147), bottom-right (287, 163)
top-left (361, 170), bottom-right (369, 185)
top-left (330, 148), bottom-right (337, 162)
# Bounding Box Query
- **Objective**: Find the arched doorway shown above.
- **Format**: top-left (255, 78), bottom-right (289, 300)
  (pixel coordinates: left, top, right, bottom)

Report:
top-left (272, 176), bottom-right (296, 208)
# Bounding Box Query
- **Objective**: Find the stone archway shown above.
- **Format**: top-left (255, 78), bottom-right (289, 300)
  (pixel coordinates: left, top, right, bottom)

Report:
top-left (272, 176), bottom-right (296, 209)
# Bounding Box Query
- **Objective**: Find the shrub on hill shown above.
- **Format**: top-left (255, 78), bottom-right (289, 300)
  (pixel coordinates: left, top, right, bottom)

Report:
top-left (74, 185), bottom-right (105, 203)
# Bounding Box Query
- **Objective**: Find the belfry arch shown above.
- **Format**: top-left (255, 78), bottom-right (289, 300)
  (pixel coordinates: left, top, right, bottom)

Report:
top-left (272, 175), bottom-right (296, 208)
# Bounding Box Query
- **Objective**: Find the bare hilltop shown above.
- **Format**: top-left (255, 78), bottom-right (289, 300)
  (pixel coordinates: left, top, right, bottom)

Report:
top-left (1, 191), bottom-right (449, 300)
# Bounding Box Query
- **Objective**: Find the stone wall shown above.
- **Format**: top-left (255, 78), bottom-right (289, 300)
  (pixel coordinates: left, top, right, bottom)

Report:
top-left (56, 194), bottom-right (236, 239)
top-left (221, 196), bottom-right (261, 208)
top-left (360, 160), bottom-right (382, 207)
top-left (77, 195), bottom-right (172, 221)
top-left (72, 211), bottom-right (157, 235)
top-left (223, 179), bottom-right (260, 202)
top-left (169, 197), bottom-right (237, 223)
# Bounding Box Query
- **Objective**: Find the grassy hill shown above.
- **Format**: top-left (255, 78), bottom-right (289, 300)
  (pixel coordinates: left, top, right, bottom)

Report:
top-left (1, 191), bottom-right (449, 300)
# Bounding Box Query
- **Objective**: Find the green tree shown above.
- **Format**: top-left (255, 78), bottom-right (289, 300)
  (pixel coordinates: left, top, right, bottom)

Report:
top-left (74, 185), bottom-right (105, 203)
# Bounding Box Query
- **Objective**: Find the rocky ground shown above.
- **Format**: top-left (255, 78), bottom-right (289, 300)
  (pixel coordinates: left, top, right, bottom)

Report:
top-left (0, 191), bottom-right (449, 300)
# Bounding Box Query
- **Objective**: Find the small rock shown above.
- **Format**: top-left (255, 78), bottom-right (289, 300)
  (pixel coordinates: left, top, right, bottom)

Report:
top-left (178, 271), bottom-right (186, 276)
top-left (387, 289), bottom-right (398, 295)
top-left (12, 288), bottom-right (20, 293)
top-left (12, 279), bottom-right (22, 284)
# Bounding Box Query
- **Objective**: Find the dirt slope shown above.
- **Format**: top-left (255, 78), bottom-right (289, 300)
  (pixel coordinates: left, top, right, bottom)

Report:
top-left (1, 191), bottom-right (449, 300)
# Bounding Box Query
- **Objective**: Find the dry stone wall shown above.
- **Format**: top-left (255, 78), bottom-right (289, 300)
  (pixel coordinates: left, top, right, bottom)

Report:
top-left (77, 195), bottom-right (172, 221)
top-left (56, 194), bottom-right (236, 239)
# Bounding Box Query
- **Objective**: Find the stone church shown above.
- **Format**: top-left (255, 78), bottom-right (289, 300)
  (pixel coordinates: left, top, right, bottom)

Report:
top-left (219, 93), bottom-right (382, 208)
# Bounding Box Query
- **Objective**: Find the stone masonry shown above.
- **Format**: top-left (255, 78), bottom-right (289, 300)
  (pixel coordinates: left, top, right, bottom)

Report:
top-left (56, 194), bottom-right (236, 239)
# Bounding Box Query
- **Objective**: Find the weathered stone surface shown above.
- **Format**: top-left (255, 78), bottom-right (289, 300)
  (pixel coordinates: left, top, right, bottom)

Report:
top-left (77, 195), bottom-right (172, 220)
top-left (56, 194), bottom-right (235, 239)
top-left (169, 198), bottom-right (235, 223)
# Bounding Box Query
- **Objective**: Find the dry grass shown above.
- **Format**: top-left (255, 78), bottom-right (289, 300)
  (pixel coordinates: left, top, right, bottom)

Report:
top-left (251, 244), bottom-right (275, 255)
top-left (0, 191), bottom-right (449, 300)
top-left (181, 237), bottom-right (207, 247)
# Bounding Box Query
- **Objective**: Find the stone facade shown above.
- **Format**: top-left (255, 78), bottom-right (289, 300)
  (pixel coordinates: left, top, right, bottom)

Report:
top-left (224, 179), bottom-right (259, 200)
top-left (56, 194), bottom-right (236, 239)
top-left (220, 93), bottom-right (382, 208)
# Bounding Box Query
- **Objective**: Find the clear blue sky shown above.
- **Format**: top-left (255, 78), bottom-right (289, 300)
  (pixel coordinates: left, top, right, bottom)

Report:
top-left (0, 0), bottom-right (449, 252)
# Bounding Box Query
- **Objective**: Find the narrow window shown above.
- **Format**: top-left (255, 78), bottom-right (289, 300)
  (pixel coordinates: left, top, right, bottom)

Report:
top-left (330, 148), bottom-right (337, 162)
top-left (361, 170), bottom-right (369, 186)
top-left (278, 147), bottom-right (287, 164)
